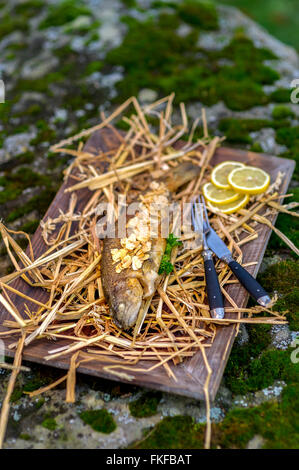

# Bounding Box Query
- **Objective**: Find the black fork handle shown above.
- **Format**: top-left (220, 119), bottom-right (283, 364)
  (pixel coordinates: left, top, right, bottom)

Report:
top-left (203, 250), bottom-right (225, 319)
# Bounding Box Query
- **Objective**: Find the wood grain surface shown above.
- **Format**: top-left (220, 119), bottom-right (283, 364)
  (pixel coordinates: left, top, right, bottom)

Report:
top-left (0, 128), bottom-right (295, 400)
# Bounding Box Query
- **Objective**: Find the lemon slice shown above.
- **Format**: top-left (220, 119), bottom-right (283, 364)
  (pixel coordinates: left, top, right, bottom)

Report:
top-left (211, 161), bottom-right (246, 189)
top-left (228, 166), bottom-right (270, 194)
top-left (207, 194), bottom-right (249, 214)
top-left (203, 182), bottom-right (240, 205)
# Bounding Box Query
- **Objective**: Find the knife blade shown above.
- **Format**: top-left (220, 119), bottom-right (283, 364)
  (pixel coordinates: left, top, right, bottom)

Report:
top-left (206, 226), bottom-right (271, 307)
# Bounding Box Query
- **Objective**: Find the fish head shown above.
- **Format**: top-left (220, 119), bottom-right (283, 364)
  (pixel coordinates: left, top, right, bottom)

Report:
top-left (109, 277), bottom-right (143, 330)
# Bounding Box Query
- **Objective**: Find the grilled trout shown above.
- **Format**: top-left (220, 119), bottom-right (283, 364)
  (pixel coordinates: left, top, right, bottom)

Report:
top-left (101, 161), bottom-right (201, 329)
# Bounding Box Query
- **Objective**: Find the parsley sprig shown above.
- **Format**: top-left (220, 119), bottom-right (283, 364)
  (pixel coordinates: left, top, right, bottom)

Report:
top-left (158, 233), bottom-right (182, 275)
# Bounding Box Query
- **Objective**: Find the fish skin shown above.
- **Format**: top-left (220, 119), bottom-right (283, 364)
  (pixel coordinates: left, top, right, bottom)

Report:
top-left (100, 161), bottom-right (201, 330)
top-left (101, 236), bottom-right (166, 329)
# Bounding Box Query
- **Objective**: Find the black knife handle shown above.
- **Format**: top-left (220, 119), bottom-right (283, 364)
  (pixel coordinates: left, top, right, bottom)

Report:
top-left (203, 253), bottom-right (225, 319)
top-left (228, 260), bottom-right (271, 306)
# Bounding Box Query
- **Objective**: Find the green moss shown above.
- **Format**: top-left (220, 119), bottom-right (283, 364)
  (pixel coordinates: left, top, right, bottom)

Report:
top-left (35, 398), bottom-right (45, 410)
top-left (5, 52), bottom-right (16, 61)
top-left (122, 0), bottom-right (137, 7)
top-left (250, 142), bottom-right (263, 153)
top-left (272, 105), bottom-right (295, 120)
top-left (39, 0), bottom-right (91, 29)
top-left (133, 416), bottom-right (205, 449)
top-left (13, 0), bottom-right (44, 18)
top-left (19, 219), bottom-right (40, 234)
top-left (26, 104), bottom-right (43, 116)
top-left (258, 260), bottom-right (299, 331)
top-left (6, 188), bottom-right (57, 222)
top-left (7, 43), bottom-right (27, 53)
top-left (219, 118), bottom-right (271, 144)
top-left (0, 14), bottom-right (29, 40)
top-left (42, 417), bottom-right (57, 431)
top-left (23, 377), bottom-right (50, 393)
top-left (80, 409), bottom-right (116, 434)
top-left (129, 391), bottom-right (162, 418)
top-left (223, 80), bottom-right (270, 110)
top-left (217, 383), bottom-right (299, 449)
top-left (17, 152), bottom-right (35, 164)
top-left (177, 0), bottom-right (219, 30)
top-left (136, 383), bottom-right (298, 448)
top-left (259, 260), bottom-right (299, 295)
top-left (15, 78), bottom-right (53, 96)
top-left (225, 271), bottom-right (298, 390)
top-left (0, 167), bottom-right (52, 205)
top-left (0, 103), bottom-right (13, 124)
top-left (271, 118), bottom-right (292, 130)
top-left (276, 125), bottom-right (299, 148)
top-left (274, 127), bottom-right (299, 179)
top-left (84, 60), bottom-right (103, 76)
top-left (270, 88), bottom-right (292, 103)
top-left (224, 324), bottom-right (272, 394)
top-left (10, 388), bottom-right (23, 403)
top-left (107, 18), bottom-right (276, 111)
top-left (275, 289), bottom-right (299, 331)
top-left (30, 120), bottom-right (57, 145)
top-left (19, 433), bottom-right (31, 440)
top-left (136, 370), bottom-right (299, 448)
top-left (84, 31), bottom-right (100, 46)
top-left (151, 1), bottom-right (177, 8)
top-left (248, 349), bottom-right (298, 390)
top-left (221, 34), bottom-right (277, 62)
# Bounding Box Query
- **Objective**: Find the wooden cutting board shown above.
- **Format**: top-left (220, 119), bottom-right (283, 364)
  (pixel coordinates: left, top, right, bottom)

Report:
top-left (0, 128), bottom-right (295, 401)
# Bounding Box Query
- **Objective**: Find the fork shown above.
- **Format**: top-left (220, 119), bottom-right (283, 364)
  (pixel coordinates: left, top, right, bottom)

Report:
top-left (191, 196), bottom-right (225, 319)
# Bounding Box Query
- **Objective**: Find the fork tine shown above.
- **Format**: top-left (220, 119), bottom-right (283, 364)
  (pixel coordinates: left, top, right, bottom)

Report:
top-left (195, 199), bottom-right (203, 232)
top-left (191, 199), bottom-right (203, 232)
top-left (200, 195), bottom-right (211, 230)
top-left (191, 201), bottom-right (198, 231)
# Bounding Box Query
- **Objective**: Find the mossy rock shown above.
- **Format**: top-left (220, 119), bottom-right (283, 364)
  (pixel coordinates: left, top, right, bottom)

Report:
top-left (129, 391), bottom-right (162, 418)
top-left (133, 416), bottom-right (205, 449)
top-left (136, 384), bottom-right (299, 449)
top-left (107, 15), bottom-right (277, 111)
top-left (258, 260), bottom-right (299, 331)
top-left (10, 388), bottom-right (23, 403)
top-left (218, 118), bottom-right (271, 144)
top-left (0, 14), bottom-right (29, 41)
top-left (177, 0), bottom-right (219, 30)
top-left (6, 188), bottom-right (57, 223)
top-left (272, 105), bottom-right (295, 120)
top-left (42, 417), bottom-right (57, 431)
top-left (275, 126), bottom-right (299, 179)
top-left (215, 383), bottom-right (299, 449)
top-left (224, 324), bottom-right (272, 395)
top-left (13, 0), bottom-right (44, 19)
top-left (219, 33), bottom-right (277, 62)
top-left (275, 290), bottom-right (299, 331)
top-left (19, 433), bottom-right (31, 441)
top-left (226, 340), bottom-right (298, 395)
top-left (39, 0), bottom-right (91, 30)
top-left (270, 88), bottom-right (293, 103)
top-left (258, 260), bottom-right (299, 295)
top-left (80, 409), bottom-right (116, 434)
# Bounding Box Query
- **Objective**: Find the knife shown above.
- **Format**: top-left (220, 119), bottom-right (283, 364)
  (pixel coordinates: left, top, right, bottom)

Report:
top-left (205, 226), bottom-right (271, 307)
top-left (192, 197), bottom-right (225, 319)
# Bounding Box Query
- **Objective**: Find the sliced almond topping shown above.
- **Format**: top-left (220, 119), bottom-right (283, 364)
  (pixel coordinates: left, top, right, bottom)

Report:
top-left (132, 256), bottom-right (142, 271)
